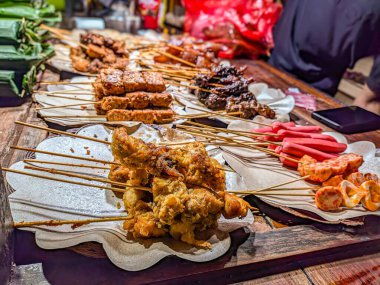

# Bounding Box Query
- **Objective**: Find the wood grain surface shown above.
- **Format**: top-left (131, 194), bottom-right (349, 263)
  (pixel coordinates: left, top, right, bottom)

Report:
top-left (2, 65), bottom-right (380, 285)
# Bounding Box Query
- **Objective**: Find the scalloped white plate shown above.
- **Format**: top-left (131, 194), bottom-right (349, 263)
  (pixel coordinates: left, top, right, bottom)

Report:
top-left (6, 124), bottom-right (254, 271)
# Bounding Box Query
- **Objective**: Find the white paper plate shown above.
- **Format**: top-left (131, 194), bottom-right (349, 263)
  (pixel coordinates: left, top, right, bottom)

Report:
top-left (7, 124), bottom-right (254, 271)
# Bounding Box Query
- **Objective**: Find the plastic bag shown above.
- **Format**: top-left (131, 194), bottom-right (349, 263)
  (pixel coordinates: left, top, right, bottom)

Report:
top-left (182, 0), bottom-right (282, 59)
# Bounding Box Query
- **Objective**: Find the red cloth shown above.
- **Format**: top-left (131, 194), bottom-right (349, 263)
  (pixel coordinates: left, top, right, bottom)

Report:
top-left (182, 0), bottom-right (282, 59)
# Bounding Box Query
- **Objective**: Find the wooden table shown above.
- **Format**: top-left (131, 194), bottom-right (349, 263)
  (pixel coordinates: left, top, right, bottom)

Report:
top-left (1, 61), bottom-right (379, 285)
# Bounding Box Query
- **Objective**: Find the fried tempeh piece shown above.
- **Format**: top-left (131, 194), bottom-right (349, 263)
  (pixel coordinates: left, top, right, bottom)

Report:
top-left (95, 92), bottom-right (173, 114)
top-left (93, 69), bottom-right (167, 99)
top-left (106, 109), bottom-right (175, 124)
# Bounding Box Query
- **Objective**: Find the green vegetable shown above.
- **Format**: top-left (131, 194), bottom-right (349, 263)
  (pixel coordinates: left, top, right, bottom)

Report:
top-left (0, 18), bottom-right (22, 44)
top-left (0, 44), bottom-right (54, 71)
top-left (0, 70), bottom-right (20, 96)
top-left (0, 2), bottom-right (61, 24)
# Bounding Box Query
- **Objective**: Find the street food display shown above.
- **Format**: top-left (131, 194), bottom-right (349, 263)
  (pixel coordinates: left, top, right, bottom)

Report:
top-left (5, 27), bottom-right (379, 275)
top-left (70, 32), bottom-right (129, 73)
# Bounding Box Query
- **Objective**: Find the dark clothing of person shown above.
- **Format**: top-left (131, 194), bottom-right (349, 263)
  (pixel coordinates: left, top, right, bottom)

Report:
top-left (269, 0), bottom-right (380, 95)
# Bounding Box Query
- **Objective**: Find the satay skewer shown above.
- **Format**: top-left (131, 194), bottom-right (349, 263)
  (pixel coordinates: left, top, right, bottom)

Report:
top-left (228, 191), bottom-right (314, 197)
top-left (36, 102), bottom-right (95, 110)
top-left (11, 146), bottom-right (117, 165)
top-left (154, 50), bottom-right (197, 67)
top-left (187, 106), bottom-right (273, 127)
top-left (0, 166), bottom-right (126, 193)
top-left (176, 127), bottom-right (300, 164)
top-left (24, 159), bottom-right (111, 170)
top-left (15, 121), bottom-right (111, 145)
top-left (40, 111), bottom-right (245, 121)
top-left (40, 24), bottom-right (88, 50)
top-left (13, 216), bottom-right (133, 228)
top-left (23, 165), bottom-right (150, 191)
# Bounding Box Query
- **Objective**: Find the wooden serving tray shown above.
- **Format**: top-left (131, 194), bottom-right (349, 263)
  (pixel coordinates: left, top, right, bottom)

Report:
top-left (1, 63), bottom-right (380, 285)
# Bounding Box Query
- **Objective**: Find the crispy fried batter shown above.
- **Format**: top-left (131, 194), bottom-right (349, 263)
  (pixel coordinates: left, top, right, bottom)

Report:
top-left (112, 127), bottom-right (252, 247)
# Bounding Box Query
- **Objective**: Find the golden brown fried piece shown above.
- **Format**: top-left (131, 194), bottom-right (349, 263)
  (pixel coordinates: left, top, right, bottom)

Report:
top-left (123, 201), bottom-right (166, 238)
top-left (71, 56), bottom-right (90, 72)
top-left (95, 92), bottom-right (173, 114)
top-left (113, 128), bottom-right (252, 248)
top-left (112, 128), bottom-right (225, 192)
top-left (222, 192), bottom-right (251, 219)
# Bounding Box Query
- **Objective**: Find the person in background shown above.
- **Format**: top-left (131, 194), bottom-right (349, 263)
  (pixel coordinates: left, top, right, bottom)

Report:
top-left (269, 0), bottom-right (380, 114)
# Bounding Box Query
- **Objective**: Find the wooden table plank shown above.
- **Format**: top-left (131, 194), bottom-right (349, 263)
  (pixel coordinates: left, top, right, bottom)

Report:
top-left (235, 270), bottom-right (312, 285)
top-left (3, 64), bottom-right (380, 285)
top-left (303, 252), bottom-right (380, 285)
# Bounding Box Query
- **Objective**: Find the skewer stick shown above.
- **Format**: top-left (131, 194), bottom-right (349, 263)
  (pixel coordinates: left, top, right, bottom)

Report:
top-left (39, 81), bottom-right (92, 85)
top-left (137, 60), bottom-right (208, 72)
top-left (15, 121), bottom-right (110, 145)
top-left (187, 106), bottom-right (273, 127)
top-left (36, 102), bottom-right (95, 110)
top-left (183, 121), bottom-right (278, 138)
top-left (44, 94), bottom-right (95, 101)
top-left (24, 165), bottom-right (150, 191)
top-left (228, 191), bottom-right (314, 197)
top-left (40, 24), bottom-right (88, 50)
top-left (176, 127), bottom-right (300, 164)
top-left (24, 159), bottom-right (111, 170)
top-left (37, 89), bottom-right (94, 95)
top-left (175, 111), bottom-right (240, 119)
top-left (166, 44), bottom-right (202, 56)
top-left (13, 216), bottom-right (132, 228)
top-left (155, 50), bottom-right (196, 67)
top-left (41, 115), bottom-right (106, 119)
top-left (166, 81), bottom-right (220, 95)
top-left (178, 126), bottom-right (270, 146)
top-left (11, 146), bottom-right (118, 165)
top-left (0, 166), bottom-right (125, 193)
top-left (253, 176), bottom-right (310, 193)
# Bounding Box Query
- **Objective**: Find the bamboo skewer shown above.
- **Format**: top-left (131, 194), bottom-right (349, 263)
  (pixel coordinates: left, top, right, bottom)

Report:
top-left (13, 216), bottom-right (132, 228)
top-left (0, 166), bottom-right (125, 193)
top-left (252, 176), bottom-right (310, 193)
top-left (44, 94), bottom-right (95, 102)
top-left (24, 159), bottom-right (111, 170)
top-left (36, 102), bottom-right (95, 110)
top-left (155, 50), bottom-right (196, 67)
top-left (11, 146), bottom-right (118, 165)
top-left (176, 127), bottom-right (300, 164)
top-left (39, 81), bottom-right (93, 85)
top-left (183, 121), bottom-right (278, 139)
top-left (40, 24), bottom-right (88, 50)
top-left (228, 191), bottom-right (314, 197)
top-left (23, 165), bottom-right (151, 191)
top-left (15, 121), bottom-right (110, 145)
top-left (187, 106), bottom-right (273, 127)
top-left (37, 89), bottom-right (94, 95)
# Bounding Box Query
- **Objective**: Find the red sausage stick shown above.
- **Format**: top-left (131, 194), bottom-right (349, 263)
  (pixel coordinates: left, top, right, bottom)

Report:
top-left (279, 152), bottom-right (300, 168)
top-left (282, 138), bottom-right (347, 153)
top-left (282, 142), bottom-right (336, 161)
top-left (277, 129), bottom-right (336, 142)
top-left (286, 125), bottom-right (322, 133)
